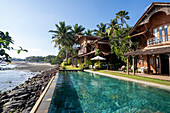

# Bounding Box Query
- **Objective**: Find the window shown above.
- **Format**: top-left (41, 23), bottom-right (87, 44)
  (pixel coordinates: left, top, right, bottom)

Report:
top-left (164, 25), bottom-right (168, 41)
top-left (154, 37), bottom-right (158, 44)
top-left (159, 27), bottom-right (163, 42)
top-left (82, 46), bottom-right (85, 52)
top-left (154, 28), bottom-right (158, 44)
top-left (147, 25), bottom-right (169, 46)
top-left (154, 28), bottom-right (157, 37)
top-left (93, 46), bottom-right (95, 50)
top-left (147, 40), bottom-right (149, 46)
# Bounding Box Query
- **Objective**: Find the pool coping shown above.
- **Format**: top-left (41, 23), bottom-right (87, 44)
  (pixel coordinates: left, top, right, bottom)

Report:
top-left (30, 73), bottom-right (59, 113)
top-left (84, 70), bottom-right (170, 91)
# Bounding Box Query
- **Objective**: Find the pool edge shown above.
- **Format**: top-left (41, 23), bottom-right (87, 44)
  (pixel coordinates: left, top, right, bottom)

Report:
top-left (30, 73), bottom-right (59, 113)
top-left (84, 70), bottom-right (170, 91)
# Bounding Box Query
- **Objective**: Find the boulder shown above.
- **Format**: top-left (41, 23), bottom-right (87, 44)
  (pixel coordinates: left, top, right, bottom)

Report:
top-left (0, 67), bottom-right (58, 113)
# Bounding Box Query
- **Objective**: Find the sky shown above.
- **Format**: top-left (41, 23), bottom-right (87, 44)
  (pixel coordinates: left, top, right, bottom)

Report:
top-left (0, 0), bottom-right (169, 59)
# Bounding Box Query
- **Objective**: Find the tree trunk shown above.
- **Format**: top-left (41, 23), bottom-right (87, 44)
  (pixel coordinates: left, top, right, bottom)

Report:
top-left (66, 47), bottom-right (68, 63)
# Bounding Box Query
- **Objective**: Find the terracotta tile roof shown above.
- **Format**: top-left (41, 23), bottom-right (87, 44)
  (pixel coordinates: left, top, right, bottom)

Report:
top-left (124, 47), bottom-right (170, 56)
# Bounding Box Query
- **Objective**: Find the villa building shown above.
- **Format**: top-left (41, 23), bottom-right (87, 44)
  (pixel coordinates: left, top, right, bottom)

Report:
top-left (124, 2), bottom-right (170, 76)
top-left (71, 35), bottom-right (119, 68)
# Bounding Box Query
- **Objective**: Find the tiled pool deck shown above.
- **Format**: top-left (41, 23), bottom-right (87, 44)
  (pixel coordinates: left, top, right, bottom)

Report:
top-left (34, 70), bottom-right (170, 113)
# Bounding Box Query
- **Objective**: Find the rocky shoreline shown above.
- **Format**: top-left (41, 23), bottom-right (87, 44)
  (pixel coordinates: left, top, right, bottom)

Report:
top-left (0, 67), bottom-right (59, 113)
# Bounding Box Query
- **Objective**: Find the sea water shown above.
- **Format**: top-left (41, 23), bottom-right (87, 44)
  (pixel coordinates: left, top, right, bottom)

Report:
top-left (0, 70), bottom-right (35, 92)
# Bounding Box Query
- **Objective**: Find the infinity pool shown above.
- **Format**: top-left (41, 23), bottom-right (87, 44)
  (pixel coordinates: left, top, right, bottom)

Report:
top-left (48, 72), bottom-right (170, 113)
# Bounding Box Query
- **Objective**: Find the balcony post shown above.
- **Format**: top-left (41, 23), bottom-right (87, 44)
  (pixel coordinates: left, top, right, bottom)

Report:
top-left (75, 57), bottom-right (77, 67)
top-left (127, 56), bottom-right (129, 75)
top-left (132, 56), bottom-right (135, 75)
top-left (168, 54), bottom-right (170, 76)
top-left (72, 58), bottom-right (73, 66)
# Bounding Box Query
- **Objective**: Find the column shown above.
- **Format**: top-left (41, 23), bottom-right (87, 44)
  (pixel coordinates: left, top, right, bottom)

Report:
top-left (127, 56), bottom-right (129, 75)
top-left (169, 56), bottom-right (170, 76)
top-left (84, 56), bottom-right (87, 64)
top-left (154, 55), bottom-right (157, 74)
top-left (72, 58), bottom-right (73, 66)
top-left (168, 54), bottom-right (170, 76)
top-left (132, 56), bottom-right (135, 75)
top-left (75, 58), bottom-right (77, 67)
top-left (147, 55), bottom-right (150, 73)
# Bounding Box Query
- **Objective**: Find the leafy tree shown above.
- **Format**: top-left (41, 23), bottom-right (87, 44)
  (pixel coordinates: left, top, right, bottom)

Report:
top-left (44, 55), bottom-right (56, 63)
top-left (51, 47), bottom-right (75, 65)
top-left (108, 11), bottom-right (137, 63)
top-left (0, 31), bottom-right (13, 62)
top-left (49, 21), bottom-right (74, 62)
top-left (109, 27), bottom-right (132, 62)
top-left (94, 23), bottom-right (108, 37)
top-left (26, 56), bottom-right (45, 62)
top-left (26, 55), bottom-right (56, 63)
top-left (0, 31), bottom-right (27, 63)
top-left (95, 48), bottom-right (101, 56)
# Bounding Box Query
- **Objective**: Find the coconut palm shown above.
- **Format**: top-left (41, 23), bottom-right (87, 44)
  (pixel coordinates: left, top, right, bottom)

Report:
top-left (49, 21), bottom-right (74, 62)
top-left (116, 10), bottom-right (130, 27)
top-left (94, 23), bottom-right (107, 37)
top-left (84, 29), bottom-right (93, 36)
top-left (106, 19), bottom-right (119, 36)
top-left (71, 24), bottom-right (85, 35)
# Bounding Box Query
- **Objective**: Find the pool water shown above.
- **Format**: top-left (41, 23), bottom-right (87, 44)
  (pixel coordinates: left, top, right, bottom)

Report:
top-left (48, 72), bottom-right (170, 113)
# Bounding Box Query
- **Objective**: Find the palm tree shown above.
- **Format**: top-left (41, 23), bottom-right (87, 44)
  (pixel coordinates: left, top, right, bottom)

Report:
top-left (71, 24), bottom-right (85, 35)
top-left (49, 21), bottom-right (74, 62)
top-left (84, 29), bottom-right (93, 36)
top-left (106, 19), bottom-right (118, 36)
top-left (116, 10), bottom-right (130, 28)
top-left (94, 23), bottom-right (107, 37)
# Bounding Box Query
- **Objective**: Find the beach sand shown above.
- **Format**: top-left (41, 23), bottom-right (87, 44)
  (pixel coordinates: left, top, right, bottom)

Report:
top-left (11, 61), bottom-right (57, 72)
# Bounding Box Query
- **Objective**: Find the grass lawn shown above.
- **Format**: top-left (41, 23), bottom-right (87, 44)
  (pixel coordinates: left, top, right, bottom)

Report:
top-left (86, 69), bottom-right (170, 86)
top-left (63, 65), bottom-right (82, 70)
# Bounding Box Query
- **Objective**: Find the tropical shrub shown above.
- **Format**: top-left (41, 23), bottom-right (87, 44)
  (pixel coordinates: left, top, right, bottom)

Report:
top-left (94, 61), bottom-right (102, 69)
top-left (85, 59), bottom-right (93, 68)
top-left (67, 59), bottom-right (71, 65)
top-left (61, 62), bottom-right (66, 67)
top-left (62, 66), bottom-right (66, 70)
top-left (79, 63), bottom-right (86, 70)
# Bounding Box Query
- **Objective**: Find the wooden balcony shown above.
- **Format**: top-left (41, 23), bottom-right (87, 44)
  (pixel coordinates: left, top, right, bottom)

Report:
top-left (147, 35), bottom-right (170, 46)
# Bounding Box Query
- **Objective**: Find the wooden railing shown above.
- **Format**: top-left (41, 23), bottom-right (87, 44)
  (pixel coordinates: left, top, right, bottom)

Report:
top-left (147, 35), bottom-right (170, 46)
